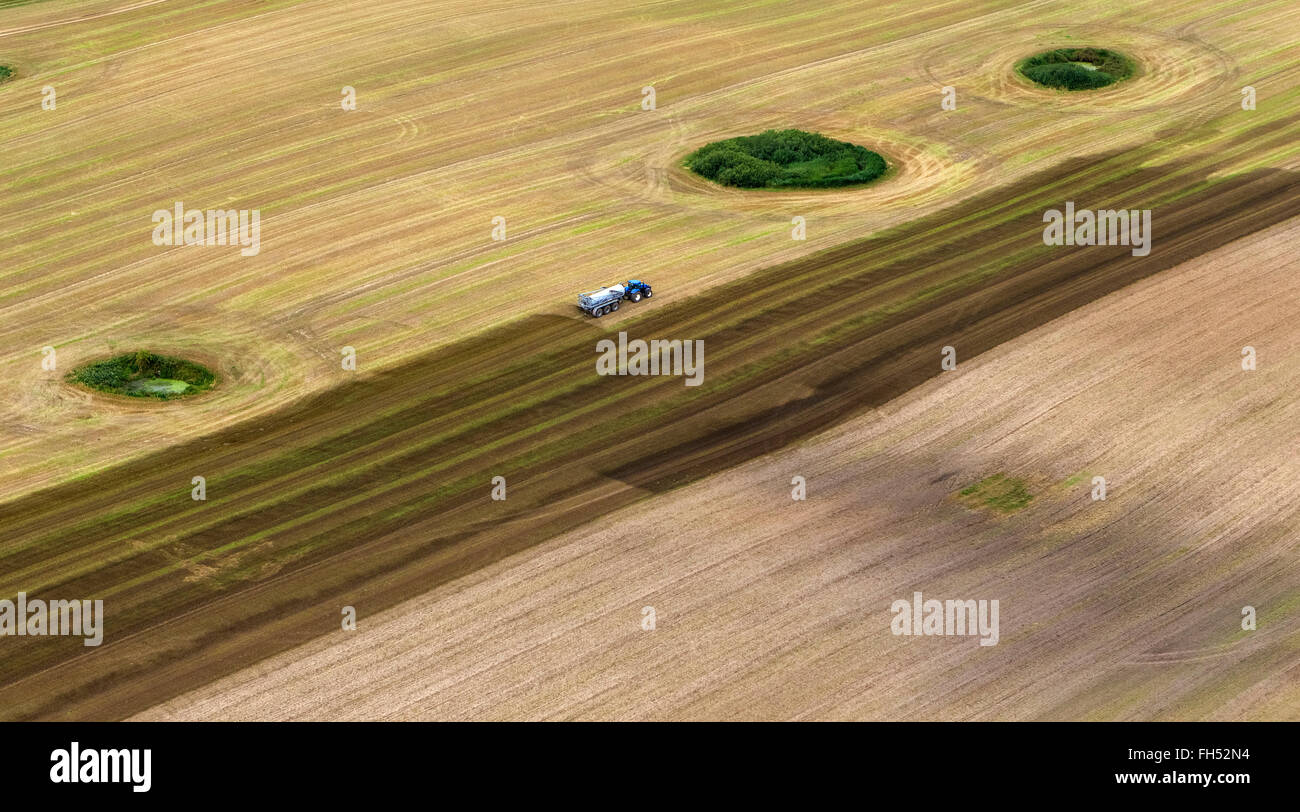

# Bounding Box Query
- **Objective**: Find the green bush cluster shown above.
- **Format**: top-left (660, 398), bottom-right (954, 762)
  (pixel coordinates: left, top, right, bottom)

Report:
top-left (0, 65), bottom-right (14, 82)
top-left (684, 129), bottom-right (887, 189)
top-left (959, 474), bottom-right (1034, 514)
top-left (67, 352), bottom-right (216, 399)
top-left (1016, 47), bottom-right (1136, 91)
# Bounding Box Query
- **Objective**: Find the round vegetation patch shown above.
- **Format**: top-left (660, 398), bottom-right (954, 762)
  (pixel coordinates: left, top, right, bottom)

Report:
top-left (0, 65), bottom-right (14, 83)
top-left (1016, 47), bottom-right (1137, 91)
top-left (67, 351), bottom-right (216, 400)
top-left (684, 129), bottom-right (888, 189)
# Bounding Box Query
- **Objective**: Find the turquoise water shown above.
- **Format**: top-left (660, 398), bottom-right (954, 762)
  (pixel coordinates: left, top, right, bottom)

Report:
top-left (125, 378), bottom-right (191, 395)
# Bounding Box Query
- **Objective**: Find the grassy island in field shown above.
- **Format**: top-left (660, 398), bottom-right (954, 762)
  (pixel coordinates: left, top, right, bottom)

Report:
top-left (958, 474), bottom-right (1034, 514)
top-left (67, 351), bottom-right (216, 400)
top-left (1016, 47), bottom-right (1137, 91)
top-left (683, 129), bottom-right (888, 189)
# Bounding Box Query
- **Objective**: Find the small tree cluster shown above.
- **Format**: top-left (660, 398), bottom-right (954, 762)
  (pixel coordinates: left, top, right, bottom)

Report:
top-left (684, 129), bottom-right (887, 189)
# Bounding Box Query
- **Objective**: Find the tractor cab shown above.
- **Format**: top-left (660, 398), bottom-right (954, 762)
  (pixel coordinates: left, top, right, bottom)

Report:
top-left (624, 279), bottom-right (653, 301)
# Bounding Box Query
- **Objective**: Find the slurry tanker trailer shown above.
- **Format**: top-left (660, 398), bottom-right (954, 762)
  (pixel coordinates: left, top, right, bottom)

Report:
top-left (577, 279), bottom-right (653, 317)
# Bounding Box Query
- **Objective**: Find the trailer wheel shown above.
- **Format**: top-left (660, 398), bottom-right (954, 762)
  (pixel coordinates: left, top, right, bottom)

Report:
top-left (612, 302), bottom-right (619, 311)
top-left (593, 307), bottom-right (603, 317)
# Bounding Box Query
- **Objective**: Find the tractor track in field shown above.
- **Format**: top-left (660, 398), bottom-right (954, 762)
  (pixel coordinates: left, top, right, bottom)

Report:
top-left (1, 124), bottom-right (1299, 718)
top-left (0, 0), bottom-right (175, 39)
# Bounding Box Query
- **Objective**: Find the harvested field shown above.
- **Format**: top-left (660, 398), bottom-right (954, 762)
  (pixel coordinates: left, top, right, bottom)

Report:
top-left (3, 147), bottom-right (1298, 720)
top-left (139, 216), bottom-right (1300, 721)
top-left (3, 0), bottom-right (1297, 499)
top-left (1, 0), bottom-right (1298, 721)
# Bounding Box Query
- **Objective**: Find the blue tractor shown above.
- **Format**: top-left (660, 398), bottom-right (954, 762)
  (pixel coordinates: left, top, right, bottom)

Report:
top-left (624, 279), bottom-right (653, 302)
top-left (577, 279), bottom-right (653, 317)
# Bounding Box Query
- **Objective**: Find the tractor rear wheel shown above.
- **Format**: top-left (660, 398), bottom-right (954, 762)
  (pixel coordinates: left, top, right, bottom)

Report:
top-left (630, 292), bottom-right (641, 302)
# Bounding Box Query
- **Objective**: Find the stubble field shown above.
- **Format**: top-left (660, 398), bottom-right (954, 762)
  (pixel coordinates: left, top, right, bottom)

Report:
top-left (1, 0), bottom-right (1297, 719)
